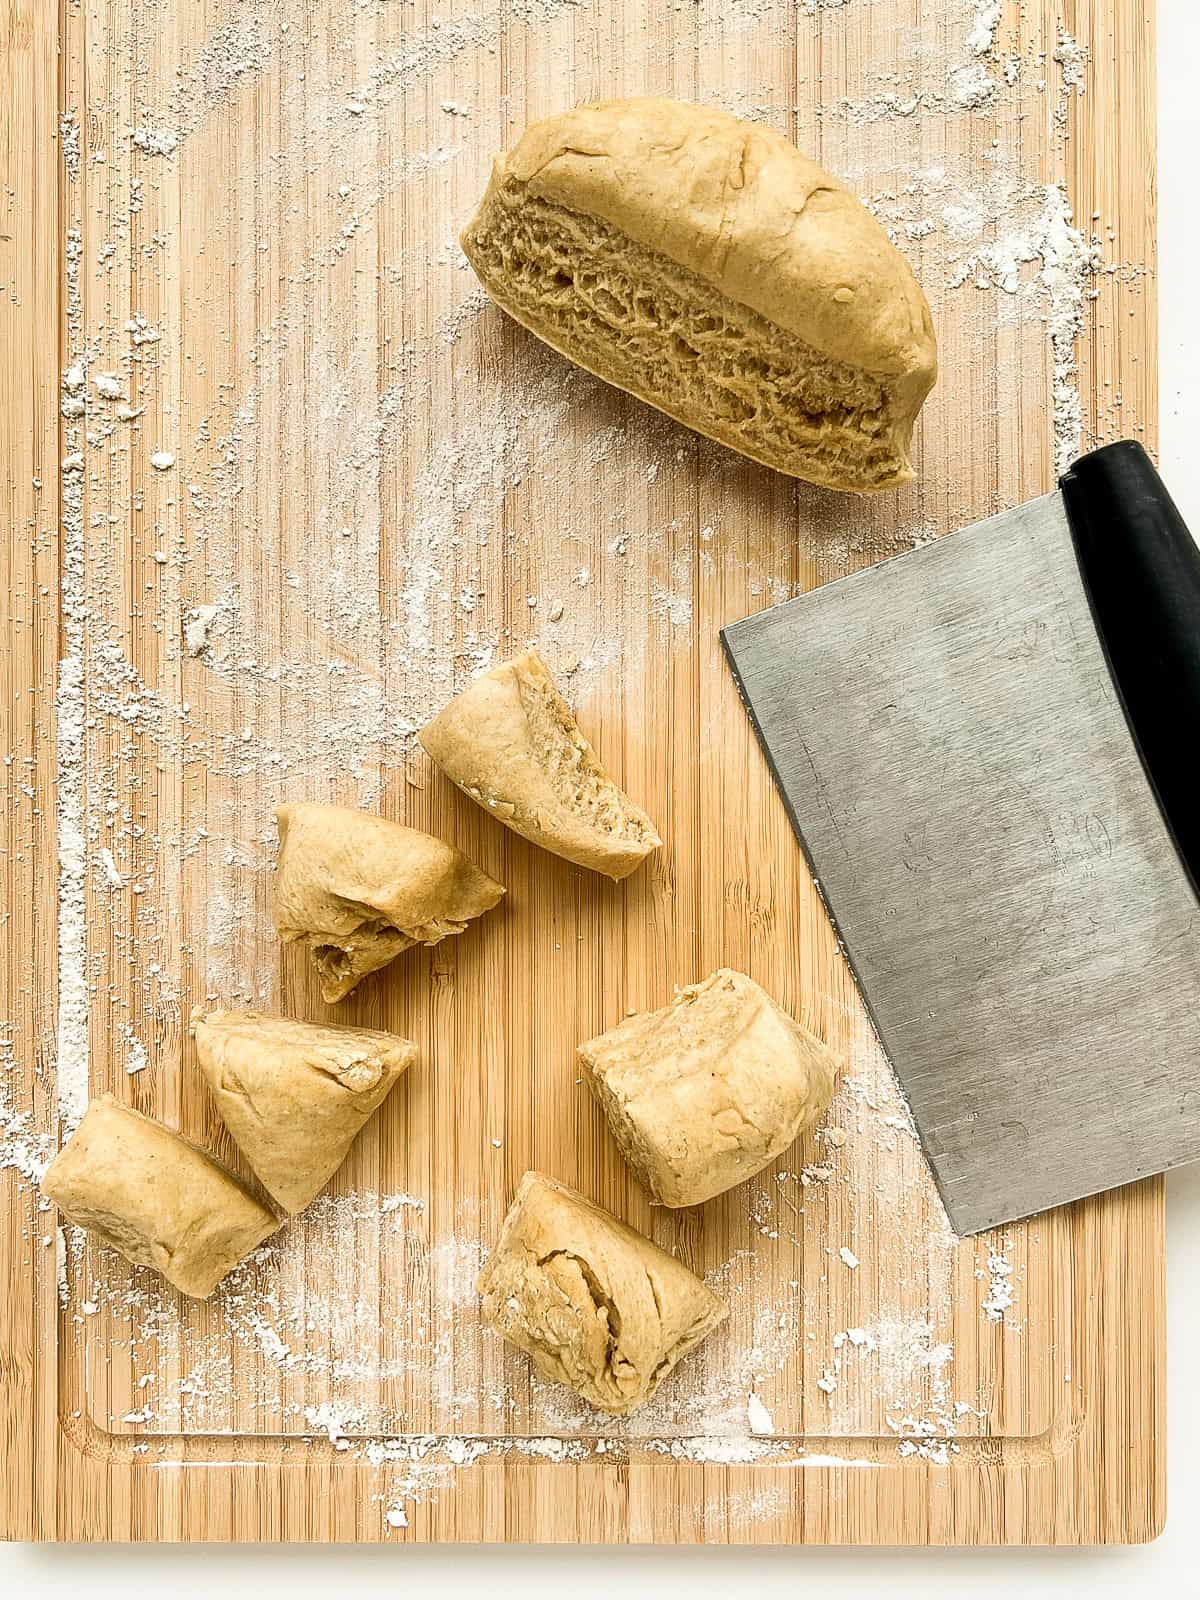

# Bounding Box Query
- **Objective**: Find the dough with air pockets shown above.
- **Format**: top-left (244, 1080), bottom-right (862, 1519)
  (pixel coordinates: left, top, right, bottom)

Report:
top-left (461, 97), bottom-right (937, 492)
top-left (420, 649), bottom-right (661, 880)
top-left (273, 801), bottom-right (504, 1002)
top-left (477, 1170), bottom-right (726, 1416)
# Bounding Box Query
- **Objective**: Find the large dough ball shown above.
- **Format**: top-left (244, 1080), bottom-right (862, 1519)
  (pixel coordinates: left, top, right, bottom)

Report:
top-left (579, 968), bottom-right (840, 1207)
top-left (41, 1095), bottom-right (278, 1299)
top-left (462, 99), bottom-right (936, 492)
top-left (477, 1170), bottom-right (726, 1416)
top-left (192, 1010), bottom-right (416, 1214)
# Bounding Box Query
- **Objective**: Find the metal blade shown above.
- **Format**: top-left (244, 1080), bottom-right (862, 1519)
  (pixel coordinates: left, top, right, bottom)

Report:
top-left (723, 491), bottom-right (1200, 1235)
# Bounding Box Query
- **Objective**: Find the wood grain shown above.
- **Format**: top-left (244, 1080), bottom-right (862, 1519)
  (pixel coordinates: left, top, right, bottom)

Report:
top-left (1, 0), bottom-right (1164, 1544)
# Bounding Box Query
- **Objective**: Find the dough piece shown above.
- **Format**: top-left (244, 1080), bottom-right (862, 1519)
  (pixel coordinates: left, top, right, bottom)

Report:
top-left (477, 1170), bottom-right (726, 1416)
top-left (274, 801), bottom-right (505, 1002)
top-left (420, 649), bottom-right (661, 880)
top-left (192, 1010), bottom-right (416, 1214)
top-left (579, 968), bottom-right (840, 1207)
top-left (40, 1095), bottom-right (278, 1299)
top-left (462, 98), bottom-right (936, 493)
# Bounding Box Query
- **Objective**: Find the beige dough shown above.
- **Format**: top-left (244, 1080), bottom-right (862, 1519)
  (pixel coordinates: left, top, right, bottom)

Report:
top-left (420, 649), bottom-right (661, 880)
top-left (191, 1009), bottom-right (416, 1214)
top-left (40, 1095), bottom-right (278, 1299)
top-left (274, 801), bottom-right (505, 1002)
top-left (477, 1170), bottom-right (726, 1415)
top-left (579, 968), bottom-right (840, 1207)
top-left (462, 97), bottom-right (936, 493)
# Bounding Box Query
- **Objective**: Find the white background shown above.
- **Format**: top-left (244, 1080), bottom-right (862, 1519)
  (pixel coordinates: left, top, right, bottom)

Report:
top-left (6, 1), bottom-right (1200, 1591)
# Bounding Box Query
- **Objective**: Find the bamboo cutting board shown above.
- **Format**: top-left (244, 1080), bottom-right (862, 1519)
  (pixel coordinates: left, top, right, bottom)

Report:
top-left (1, 0), bottom-right (1163, 1544)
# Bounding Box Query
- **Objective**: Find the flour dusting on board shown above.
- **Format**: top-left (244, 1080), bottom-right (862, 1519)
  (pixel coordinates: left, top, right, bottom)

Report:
top-left (20, 0), bottom-right (1130, 1537)
top-left (55, 228), bottom-right (89, 1133)
top-left (1, 1025), bottom-right (54, 1185)
top-left (965, 2), bottom-right (1004, 58)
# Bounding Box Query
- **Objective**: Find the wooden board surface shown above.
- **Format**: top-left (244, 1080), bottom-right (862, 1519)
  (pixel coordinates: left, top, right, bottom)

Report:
top-left (1, 0), bottom-right (1163, 1544)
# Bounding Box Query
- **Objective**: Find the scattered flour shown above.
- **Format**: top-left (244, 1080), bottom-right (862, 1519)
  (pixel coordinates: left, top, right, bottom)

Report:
top-left (981, 1245), bottom-right (1017, 1323)
top-left (306, 1401), bottom-right (366, 1447)
top-left (828, 5), bottom-right (1003, 124)
top-left (184, 602), bottom-right (220, 657)
top-left (59, 114), bottom-right (80, 181)
top-left (0, 1088), bottom-right (55, 1186)
top-left (747, 1392), bottom-right (775, 1435)
top-left (1054, 30), bottom-right (1088, 93)
top-left (131, 125), bottom-right (180, 157)
top-left (55, 369), bottom-right (88, 1130)
top-left (124, 1033), bottom-right (149, 1076)
top-left (872, 164), bottom-right (1102, 473)
top-left (965, 2), bottom-right (1003, 58)
top-left (1034, 188), bottom-right (1103, 471)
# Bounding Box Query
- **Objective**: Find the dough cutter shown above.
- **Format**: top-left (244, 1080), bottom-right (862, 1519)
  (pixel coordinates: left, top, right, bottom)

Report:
top-left (721, 441), bottom-right (1200, 1234)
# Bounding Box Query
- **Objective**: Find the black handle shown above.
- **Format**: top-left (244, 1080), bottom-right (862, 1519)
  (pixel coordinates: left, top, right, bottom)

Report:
top-left (1061, 440), bottom-right (1200, 899)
